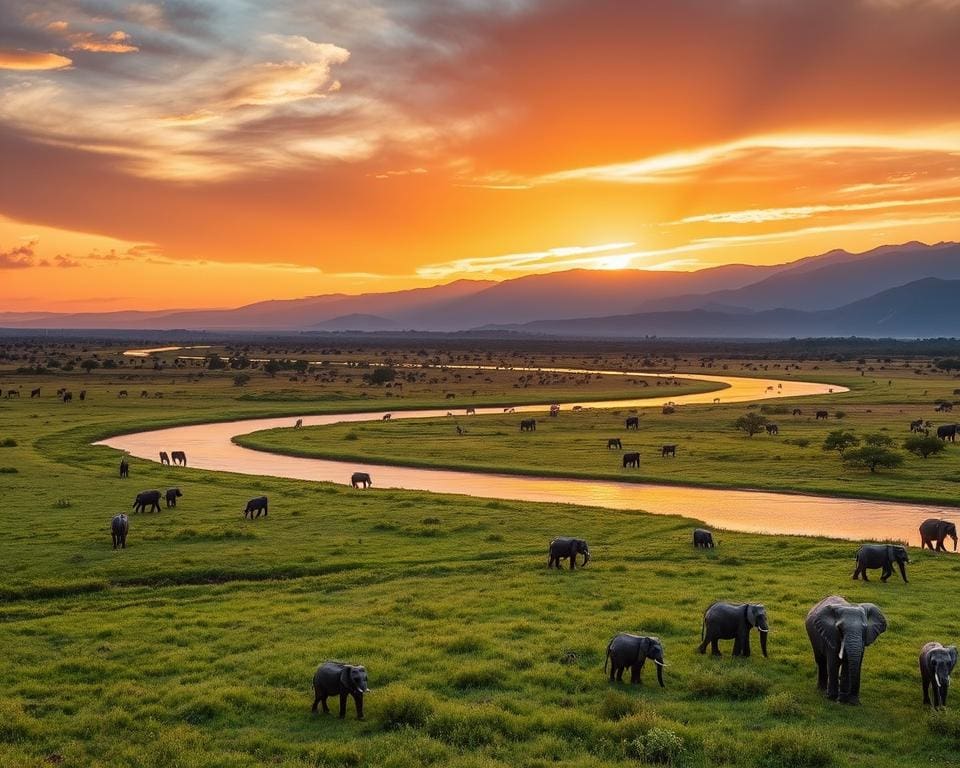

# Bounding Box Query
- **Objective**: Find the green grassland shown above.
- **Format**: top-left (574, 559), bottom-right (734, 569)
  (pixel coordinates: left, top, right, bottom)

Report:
top-left (2, 346), bottom-right (960, 767)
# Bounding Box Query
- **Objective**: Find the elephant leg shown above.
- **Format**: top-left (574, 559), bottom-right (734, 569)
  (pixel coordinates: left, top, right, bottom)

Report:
top-left (697, 636), bottom-right (708, 654)
top-left (711, 638), bottom-right (721, 656)
top-left (616, 666), bottom-right (624, 682)
top-left (353, 692), bottom-right (364, 719)
top-left (851, 564), bottom-right (860, 580)
top-left (880, 566), bottom-right (890, 582)
top-left (814, 652), bottom-right (827, 691)
top-left (742, 631), bottom-right (751, 658)
top-left (311, 692), bottom-right (321, 713)
top-left (825, 655), bottom-right (840, 700)
top-left (732, 635), bottom-right (742, 656)
top-left (569, 556), bottom-right (576, 570)
top-left (609, 664), bottom-right (616, 682)
top-left (923, 674), bottom-right (931, 705)
top-left (630, 663), bottom-right (641, 684)
top-left (339, 692), bottom-right (348, 719)
top-left (897, 562), bottom-right (908, 582)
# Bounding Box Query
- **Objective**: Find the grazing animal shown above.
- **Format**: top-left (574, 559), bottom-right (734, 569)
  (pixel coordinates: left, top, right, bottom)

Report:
top-left (294, 418), bottom-right (303, 428)
top-left (61, 391), bottom-right (72, 403)
top-left (572, 405), bottom-right (583, 411)
top-left (605, 634), bottom-right (666, 687)
top-left (79, 390), bottom-right (86, 401)
top-left (919, 518), bottom-right (959, 552)
top-left (519, 418), bottom-right (537, 432)
top-left (910, 419), bottom-right (925, 433)
top-left (171, 451), bottom-right (187, 466)
top-left (504, 407), bottom-right (515, 413)
top-left (661, 444), bottom-right (677, 457)
top-left (446, 393), bottom-right (456, 399)
top-left (693, 528), bottom-right (715, 548)
top-left (549, 404), bottom-right (560, 417)
top-left (351, 472), bottom-right (372, 489)
top-left (165, 488), bottom-right (182, 507)
top-left (765, 423), bottom-right (779, 435)
top-left (852, 544), bottom-right (909, 583)
top-left (312, 662), bottom-right (369, 719)
top-left (456, 425), bottom-right (464, 435)
top-left (118, 390), bottom-right (128, 398)
top-left (607, 438), bottom-right (622, 450)
top-left (140, 390), bottom-right (149, 398)
top-left (622, 451), bottom-right (640, 468)
top-left (382, 413), bottom-right (392, 421)
top-left (625, 416), bottom-right (640, 430)
top-left (937, 424), bottom-right (958, 442)
top-left (111, 514), bottom-right (129, 549)
top-left (936, 402), bottom-right (954, 413)
top-left (547, 536), bottom-right (590, 569)
top-left (30, 388), bottom-right (40, 398)
top-left (465, 407), bottom-right (476, 415)
top-left (244, 496), bottom-right (269, 518)
top-left (792, 409), bottom-right (802, 416)
top-left (5, 389), bottom-right (19, 398)
top-left (154, 392), bottom-right (163, 399)
top-left (119, 459), bottom-right (129, 478)
top-left (699, 602), bottom-right (769, 657)
top-left (920, 642), bottom-right (957, 708)
top-left (132, 490), bottom-right (162, 514)
top-left (815, 410), bottom-right (829, 420)
top-left (805, 595), bottom-right (887, 705)
top-left (713, 397), bottom-right (721, 404)
top-left (159, 451), bottom-right (171, 465)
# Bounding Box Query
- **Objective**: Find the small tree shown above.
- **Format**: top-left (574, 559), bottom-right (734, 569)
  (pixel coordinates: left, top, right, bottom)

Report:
top-left (904, 435), bottom-right (947, 459)
top-left (233, 373), bottom-right (251, 387)
top-left (264, 360), bottom-right (281, 377)
top-left (80, 358), bottom-right (99, 372)
top-left (863, 433), bottom-right (895, 448)
top-left (364, 367), bottom-right (397, 386)
top-left (206, 354), bottom-right (226, 370)
top-left (734, 412), bottom-right (768, 437)
top-left (935, 358), bottom-right (960, 373)
top-left (822, 430), bottom-right (860, 455)
top-left (843, 446), bottom-right (903, 473)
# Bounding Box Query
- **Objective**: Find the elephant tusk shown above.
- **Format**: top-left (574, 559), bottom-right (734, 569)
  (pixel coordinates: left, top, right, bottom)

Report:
top-left (838, 639), bottom-right (845, 660)
top-left (757, 628), bottom-right (770, 633)
top-left (653, 660), bottom-right (667, 667)
top-left (936, 674), bottom-right (941, 687)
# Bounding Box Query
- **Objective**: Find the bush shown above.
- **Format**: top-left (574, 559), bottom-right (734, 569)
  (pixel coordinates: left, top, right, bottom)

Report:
top-left (756, 727), bottom-right (835, 768)
top-left (377, 685), bottom-right (434, 730)
top-left (763, 692), bottom-right (804, 718)
top-left (822, 430), bottom-right (858, 455)
top-left (0, 466), bottom-right (17, 473)
top-left (232, 373), bottom-right (250, 387)
top-left (687, 668), bottom-right (770, 700)
top-left (0, 438), bottom-right (16, 447)
top-left (842, 446), bottom-right (904, 473)
top-left (629, 727), bottom-right (687, 765)
top-left (904, 435), bottom-right (947, 459)
top-left (734, 412), bottom-right (768, 437)
top-left (599, 689), bottom-right (640, 721)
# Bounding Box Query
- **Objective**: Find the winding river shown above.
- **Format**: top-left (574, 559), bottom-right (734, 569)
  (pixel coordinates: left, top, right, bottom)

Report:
top-left (96, 363), bottom-right (960, 545)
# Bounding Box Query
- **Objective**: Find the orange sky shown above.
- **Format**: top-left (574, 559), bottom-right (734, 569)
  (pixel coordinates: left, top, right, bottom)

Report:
top-left (2, 0), bottom-right (960, 311)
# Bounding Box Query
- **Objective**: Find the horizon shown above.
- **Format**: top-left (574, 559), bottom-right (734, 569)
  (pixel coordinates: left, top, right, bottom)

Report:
top-left (4, 1), bottom-right (960, 312)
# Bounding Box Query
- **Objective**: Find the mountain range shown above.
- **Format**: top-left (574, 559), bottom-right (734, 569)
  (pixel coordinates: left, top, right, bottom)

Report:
top-left (2, 241), bottom-right (959, 338)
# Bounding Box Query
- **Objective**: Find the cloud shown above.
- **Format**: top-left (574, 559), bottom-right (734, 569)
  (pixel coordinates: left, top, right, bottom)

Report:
top-left (680, 195), bottom-right (960, 225)
top-left (417, 241), bottom-right (637, 278)
top-left (0, 242), bottom-right (37, 268)
top-left (0, 49), bottom-right (72, 70)
top-left (68, 30), bottom-right (139, 54)
top-left (39, 254), bottom-right (82, 267)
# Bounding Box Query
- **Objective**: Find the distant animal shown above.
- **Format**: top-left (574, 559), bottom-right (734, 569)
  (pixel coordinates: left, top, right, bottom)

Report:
top-left (154, 392), bottom-right (163, 399)
top-left (294, 418), bottom-right (303, 428)
top-left (765, 423), bottom-right (779, 435)
top-left (165, 487), bottom-right (182, 507)
top-left (852, 543), bottom-right (909, 583)
top-left (713, 398), bottom-right (721, 404)
top-left (605, 633), bottom-right (666, 687)
top-left (244, 496), bottom-right (269, 518)
top-left (549, 404), bottom-right (560, 417)
top-left (445, 393), bottom-right (456, 399)
top-left (572, 405), bottom-right (583, 411)
top-left (815, 411), bottom-right (829, 420)
top-left (607, 438), bottom-right (622, 450)
top-left (936, 402), bottom-right (954, 413)
top-left (920, 642), bottom-right (957, 708)
top-left (61, 391), bottom-right (72, 403)
top-left (30, 388), bottom-right (40, 398)
top-left (625, 416), bottom-right (640, 430)
top-left (622, 451), bottom-right (640, 468)
top-left (693, 528), bottom-right (715, 548)
top-left (699, 602), bottom-right (769, 658)
top-left (159, 451), bottom-right (171, 465)
top-left (805, 595), bottom-right (886, 705)
top-left (661, 444), bottom-right (677, 457)
top-left (919, 518), bottom-right (958, 552)
top-left (132, 490), bottom-right (162, 514)
top-left (351, 472), bottom-right (372, 489)
top-left (140, 390), bottom-right (149, 398)
top-left (57, 388), bottom-right (66, 397)
top-left (547, 536), bottom-right (590, 569)
top-left (118, 390), bottom-right (128, 398)
top-left (937, 424), bottom-right (958, 442)
top-left (792, 409), bottom-right (802, 416)
top-left (520, 418), bottom-right (537, 432)
top-left (119, 459), bottom-right (129, 478)
top-left (171, 451), bottom-right (187, 466)
top-left (382, 413), bottom-right (392, 421)
top-left (79, 390), bottom-right (86, 401)
top-left (910, 419), bottom-right (925, 432)
top-left (456, 425), bottom-right (464, 435)
top-left (5, 389), bottom-right (19, 398)
top-left (312, 662), bottom-right (369, 720)
top-left (111, 514), bottom-right (129, 549)
top-left (466, 407), bottom-right (476, 415)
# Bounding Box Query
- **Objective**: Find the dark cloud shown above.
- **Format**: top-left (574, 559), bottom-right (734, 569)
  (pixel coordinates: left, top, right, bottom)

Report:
top-left (0, 241), bottom-right (37, 268)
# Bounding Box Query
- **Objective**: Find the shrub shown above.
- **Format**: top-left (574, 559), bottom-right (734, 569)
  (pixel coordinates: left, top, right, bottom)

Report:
top-left (763, 692), bottom-right (804, 718)
top-left (756, 727), bottom-right (835, 768)
top-left (687, 668), bottom-right (770, 700)
top-left (904, 435), bottom-right (947, 459)
top-left (232, 373), bottom-right (250, 387)
top-left (378, 685), bottom-right (434, 730)
top-left (0, 466), bottom-right (17, 473)
top-left (842, 446), bottom-right (904, 473)
top-left (734, 413), bottom-right (768, 437)
top-left (344, 432), bottom-right (360, 441)
top-left (0, 438), bottom-right (16, 447)
top-left (822, 430), bottom-right (858, 455)
top-left (629, 727), bottom-right (687, 765)
top-left (599, 689), bottom-right (639, 721)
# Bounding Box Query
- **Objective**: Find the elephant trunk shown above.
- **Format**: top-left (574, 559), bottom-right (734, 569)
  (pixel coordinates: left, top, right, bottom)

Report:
top-left (654, 659), bottom-right (665, 688)
top-left (841, 636), bottom-right (864, 704)
top-left (759, 628), bottom-right (768, 658)
top-left (952, 534), bottom-right (958, 552)
top-left (581, 549), bottom-right (590, 567)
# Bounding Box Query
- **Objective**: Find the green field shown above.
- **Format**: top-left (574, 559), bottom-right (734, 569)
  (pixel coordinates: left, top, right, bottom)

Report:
top-left (2, 344), bottom-right (960, 767)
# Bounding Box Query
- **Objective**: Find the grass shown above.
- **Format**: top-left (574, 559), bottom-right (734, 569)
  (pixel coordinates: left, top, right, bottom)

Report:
top-left (1, 345), bottom-right (959, 766)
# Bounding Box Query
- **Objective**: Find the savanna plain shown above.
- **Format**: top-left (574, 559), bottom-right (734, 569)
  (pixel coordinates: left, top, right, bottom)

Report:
top-left (2, 338), bottom-right (960, 768)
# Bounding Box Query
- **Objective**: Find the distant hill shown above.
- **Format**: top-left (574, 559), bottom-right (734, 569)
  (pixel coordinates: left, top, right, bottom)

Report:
top-left (309, 314), bottom-right (400, 331)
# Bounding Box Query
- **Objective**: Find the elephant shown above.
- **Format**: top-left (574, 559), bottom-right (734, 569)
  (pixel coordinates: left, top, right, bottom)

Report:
top-left (111, 514), bottom-right (129, 549)
top-left (133, 490), bottom-right (162, 514)
top-left (294, 418), bottom-right (303, 428)
top-left (852, 544), bottom-right (909, 583)
top-left (140, 390), bottom-right (149, 398)
top-left (62, 391), bottom-right (72, 403)
top-left (816, 411), bottom-right (829, 420)
top-left (547, 536), bottom-right (590, 569)
top-left (159, 451), bottom-right (171, 465)
top-left (937, 424), bottom-right (958, 442)
top-left (466, 407), bottom-right (476, 415)
top-left (693, 528), bottom-right (715, 548)
top-left (625, 416), bottom-right (640, 430)
top-left (765, 423), bottom-right (779, 435)
top-left (30, 388), bottom-right (40, 398)
top-left (165, 488), bottom-right (182, 507)
top-left (698, 602), bottom-right (769, 657)
top-left (351, 472), bottom-right (372, 489)
top-left (607, 438), bottom-right (622, 450)
top-left (919, 518), bottom-right (958, 551)
top-left (118, 390), bottom-right (128, 398)
top-left (792, 409), bottom-right (802, 416)
top-left (622, 452), bottom-right (640, 468)
top-left (805, 595), bottom-right (887, 705)
top-left (910, 419), bottom-right (925, 433)
top-left (382, 413), bottom-right (392, 421)
top-left (920, 642), bottom-right (957, 708)
top-left (119, 459), bottom-right (129, 479)
top-left (244, 496), bottom-right (268, 518)
top-left (171, 451), bottom-right (187, 466)
top-left (520, 418), bottom-right (537, 432)
top-left (312, 662), bottom-right (369, 719)
top-left (79, 390), bottom-right (86, 401)
top-left (661, 444), bottom-right (677, 457)
top-left (605, 633), bottom-right (666, 687)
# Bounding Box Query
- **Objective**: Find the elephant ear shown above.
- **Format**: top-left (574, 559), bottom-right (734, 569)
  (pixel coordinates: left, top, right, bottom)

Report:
top-left (812, 604), bottom-right (841, 652)
top-left (860, 603), bottom-right (887, 646)
top-left (340, 666), bottom-right (353, 690)
top-left (948, 646), bottom-right (958, 671)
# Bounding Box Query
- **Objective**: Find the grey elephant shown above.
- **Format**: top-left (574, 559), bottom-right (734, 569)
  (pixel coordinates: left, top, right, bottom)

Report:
top-left (605, 633), bottom-right (666, 687)
top-left (920, 642), bottom-right (957, 708)
top-left (805, 595), bottom-right (887, 705)
top-left (244, 496), bottom-right (268, 518)
top-left (311, 662), bottom-right (369, 719)
top-left (111, 514), bottom-right (129, 549)
top-left (919, 518), bottom-right (958, 552)
top-left (693, 528), bottom-right (715, 548)
top-left (351, 472), bottom-right (372, 489)
top-left (852, 544), bottom-right (909, 583)
top-left (698, 602), bottom-right (769, 657)
top-left (133, 489), bottom-right (162, 513)
top-left (165, 488), bottom-right (182, 508)
top-left (547, 536), bottom-right (590, 569)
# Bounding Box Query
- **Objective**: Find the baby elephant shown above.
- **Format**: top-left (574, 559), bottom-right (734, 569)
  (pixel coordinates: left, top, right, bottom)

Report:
top-left (693, 528), bottom-right (715, 548)
top-left (605, 633), bottom-right (666, 687)
top-left (165, 488), bottom-right (182, 507)
top-left (312, 662), bottom-right (369, 719)
top-left (920, 642), bottom-right (957, 708)
top-left (852, 543), bottom-right (909, 583)
top-left (111, 514), bottom-right (129, 549)
top-left (547, 536), bottom-right (590, 569)
top-left (699, 602), bottom-right (769, 657)
top-left (244, 496), bottom-right (268, 518)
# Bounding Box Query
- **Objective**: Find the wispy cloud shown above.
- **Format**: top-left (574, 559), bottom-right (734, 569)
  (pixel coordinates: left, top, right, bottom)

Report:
top-left (0, 49), bottom-right (72, 70)
top-left (680, 195), bottom-right (960, 225)
top-left (417, 242), bottom-right (637, 278)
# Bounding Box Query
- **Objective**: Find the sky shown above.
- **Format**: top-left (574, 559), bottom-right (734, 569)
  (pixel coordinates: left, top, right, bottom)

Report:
top-left (2, 0), bottom-right (960, 312)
